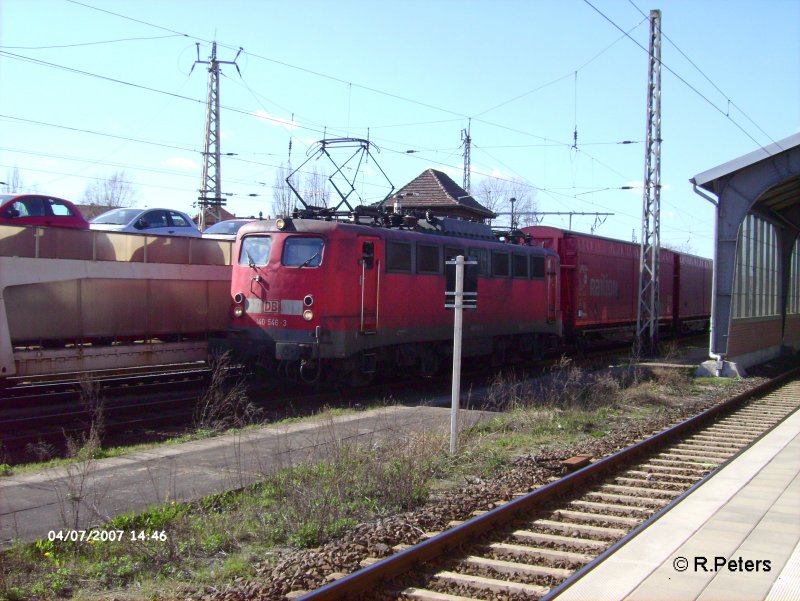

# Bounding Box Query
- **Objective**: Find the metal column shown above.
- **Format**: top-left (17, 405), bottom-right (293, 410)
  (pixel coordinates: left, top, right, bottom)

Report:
top-left (636, 9), bottom-right (662, 355)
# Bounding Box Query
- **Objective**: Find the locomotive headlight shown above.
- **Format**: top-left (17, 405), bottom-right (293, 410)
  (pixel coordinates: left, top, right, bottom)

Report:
top-left (302, 309), bottom-right (314, 321)
top-left (303, 294), bottom-right (314, 307)
top-left (233, 306), bottom-right (245, 318)
top-left (276, 218), bottom-right (286, 230)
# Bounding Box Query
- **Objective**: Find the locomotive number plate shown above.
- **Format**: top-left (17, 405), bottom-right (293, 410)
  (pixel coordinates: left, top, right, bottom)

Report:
top-left (263, 300), bottom-right (280, 313)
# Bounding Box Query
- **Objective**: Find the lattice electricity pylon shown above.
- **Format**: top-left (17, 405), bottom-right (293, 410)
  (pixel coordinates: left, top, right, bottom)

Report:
top-left (286, 138), bottom-right (394, 218)
top-left (461, 121), bottom-right (472, 194)
top-left (636, 9), bottom-right (662, 356)
top-left (193, 41), bottom-right (241, 230)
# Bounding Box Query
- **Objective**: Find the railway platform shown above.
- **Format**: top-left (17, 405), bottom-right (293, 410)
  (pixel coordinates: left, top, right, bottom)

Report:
top-left (0, 402), bottom-right (491, 550)
top-left (551, 400), bottom-right (800, 601)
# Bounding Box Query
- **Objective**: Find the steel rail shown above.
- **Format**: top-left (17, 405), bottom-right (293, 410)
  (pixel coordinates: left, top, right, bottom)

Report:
top-left (298, 366), bottom-right (800, 600)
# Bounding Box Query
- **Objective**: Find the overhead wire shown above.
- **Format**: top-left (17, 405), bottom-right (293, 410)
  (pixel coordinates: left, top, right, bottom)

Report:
top-left (625, 0), bottom-right (779, 148)
top-left (60, 0), bottom-right (780, 168)
top-left (4, 1), bottom-right (737, 238)
top-left (583, 0), bottom-right (781, 153)
top-left (47, 1), bottom-right (644, 191)
top-left (0, 35), bottom-right (185, 50)
top-left (57, 0), bottom-right (604, 158)
top-left (0, 50), bottom-right (332, 139)
top-left (472, 16), bottom-right (646, 119)
top-left (0, 7), bottom-right (564, 212)
top-left (0, 115), bottom-right (335, 187)
top-left (64, 0), bottom-right (194, 39)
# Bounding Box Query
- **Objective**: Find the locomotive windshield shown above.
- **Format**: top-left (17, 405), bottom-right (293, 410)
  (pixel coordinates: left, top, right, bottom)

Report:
top-left (282, 237), bottom-right (323, 268)
top-left (239, 236), bottom-right (272, 267)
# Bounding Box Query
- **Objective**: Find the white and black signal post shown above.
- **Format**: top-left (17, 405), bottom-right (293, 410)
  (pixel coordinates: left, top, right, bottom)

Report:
top-left (445, 255), bottom-right (477, 455)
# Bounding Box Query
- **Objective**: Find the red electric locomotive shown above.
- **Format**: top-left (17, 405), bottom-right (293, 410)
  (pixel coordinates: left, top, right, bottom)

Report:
top-left (220, 139), bottom-right (711, 384)
top-left (225, 215), bottom-right (561, 384)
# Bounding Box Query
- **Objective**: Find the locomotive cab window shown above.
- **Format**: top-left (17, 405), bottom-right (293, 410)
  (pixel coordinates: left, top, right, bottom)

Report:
top-left (361, 241), bottom-right (375, 269)
top-left (492, 251), bottom-right (510, 277)
top-left (512, 254), bottom-right (529, 278)
top-left (386, 241), bottom-right (412, 273)
top-left (531, 255), bottom-right (545, 279)
top-left (468, 247), bottom-right (489, 276)
top-left (444, 246), bottom-right (466, 270)
top-left (417, 243), bottom-right (441, 275)
top-left (282, 237), bottom-right (323, 267)
top-left (239, 236), bottom-right (272, 267)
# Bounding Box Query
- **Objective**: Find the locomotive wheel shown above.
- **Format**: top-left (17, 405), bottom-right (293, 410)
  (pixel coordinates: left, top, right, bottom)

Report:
top-left (418, 348), bottom-right (440, 377)
top-left (531, 334), bottom-right (544, 361)
top-left (377, 360), bottom-right (395, 379)
top-left (299, 359), bottom-right (322, 384)
top-left (347, 367), bottom-right (374, 387)
top-left (491, 343), bottom-right (507, 367)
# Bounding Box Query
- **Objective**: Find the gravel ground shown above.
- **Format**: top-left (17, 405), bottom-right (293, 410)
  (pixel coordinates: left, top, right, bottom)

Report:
top-left (199, 374), bottom-right (767, 601)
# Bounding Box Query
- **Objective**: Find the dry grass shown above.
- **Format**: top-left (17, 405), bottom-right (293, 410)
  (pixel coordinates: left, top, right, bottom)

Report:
top-left (1, 414), bottom-right (447, 599)
top-left (193, 351), bottom-right (261, 432)
top-left (485, 357), bottom-right (629, 411)
top-left (0, 359), bottom-right (702, 600)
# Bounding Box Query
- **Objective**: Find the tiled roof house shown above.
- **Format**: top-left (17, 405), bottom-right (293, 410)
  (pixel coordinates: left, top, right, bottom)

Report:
top-left (392, 169), bottom-right (496, 221)
top-left (75, 204), bottom-right (116, 220)
top-left (193, 206), bottom-right (237, 227)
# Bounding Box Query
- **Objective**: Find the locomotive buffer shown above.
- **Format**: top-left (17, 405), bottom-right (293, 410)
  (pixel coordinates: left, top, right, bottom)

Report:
top-left (445, 256), bottom-right (477, 454)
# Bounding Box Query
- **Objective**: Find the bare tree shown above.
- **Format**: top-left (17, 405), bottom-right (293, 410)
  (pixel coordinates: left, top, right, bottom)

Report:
top-left (272, 162), bottom-right (296, 217)
top-left (474, 177), bottom-right (537, 228)
top-left (474, 179), bottom-right (506, 220)
top-left (662, 239), bottom-right (696, 255)
top-left (304, 165), bottom-right (331, 208)
top-left (82, 170), bottom-right (138, 207)
top-left (3, 167), bottom-right (24, 193)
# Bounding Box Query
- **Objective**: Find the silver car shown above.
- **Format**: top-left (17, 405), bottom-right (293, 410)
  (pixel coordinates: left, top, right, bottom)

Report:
top-left (90, 208), bottom-right (202, 237)
top-left (202, 218), bottom-right (257, 240)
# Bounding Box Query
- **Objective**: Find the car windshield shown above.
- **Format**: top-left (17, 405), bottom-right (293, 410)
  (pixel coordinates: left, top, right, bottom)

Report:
top-left (205, 220), bottom-right (248, 235)
top-left (239, 236), bottom-right (272, 267)
top-left (92, 208), bottom-right (141, 225)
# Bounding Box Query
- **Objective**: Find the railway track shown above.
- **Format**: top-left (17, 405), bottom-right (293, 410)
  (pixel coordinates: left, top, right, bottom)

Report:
top-left (0, 363), bottom-right (210, 405)
top-left (295, 368), bottom-right (800, 601)
top-left (0, 337), bottom-right (707, 465)
top-left (0, 362), bottom-right (243, 462)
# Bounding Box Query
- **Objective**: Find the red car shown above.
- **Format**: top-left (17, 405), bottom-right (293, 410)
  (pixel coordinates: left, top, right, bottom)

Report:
top-left (0, 194), bottom-right (90, 229)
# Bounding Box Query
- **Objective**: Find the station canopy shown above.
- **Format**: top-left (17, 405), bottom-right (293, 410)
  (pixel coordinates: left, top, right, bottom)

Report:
top-left (693, 132), bottom-right (800, 233)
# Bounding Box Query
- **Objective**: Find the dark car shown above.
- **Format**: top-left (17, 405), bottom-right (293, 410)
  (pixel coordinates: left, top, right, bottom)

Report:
top-left (0, 194), bottom-right (90, 229)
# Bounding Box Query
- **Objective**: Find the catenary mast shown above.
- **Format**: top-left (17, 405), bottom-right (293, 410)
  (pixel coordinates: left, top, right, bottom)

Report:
top-left (195, 41), bottom-right (241, 230)
top-left (636, 9), bottom-right (662, 356)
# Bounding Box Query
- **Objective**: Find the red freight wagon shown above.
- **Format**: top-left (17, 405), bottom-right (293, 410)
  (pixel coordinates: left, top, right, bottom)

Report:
top-left (522, 227), bottom-right (687, 341)
top-left (674, 252), bottom-right (713, 326)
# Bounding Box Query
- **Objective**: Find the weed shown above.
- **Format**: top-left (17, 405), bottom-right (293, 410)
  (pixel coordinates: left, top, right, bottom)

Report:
top-left (25, 440), bottom-right (55, 463)
top-left (219, 554), bottom-right (255, 580)
top-left (52, 375), bottom-right (107, 540)
top-left (87, 555), bottom-right (138, 587)
top-left (194, 351), bottom-right (261, 432)
top-left (2, 357), bottom-right (717, 600)
top-left (652, 367), bottom-right (693, 393)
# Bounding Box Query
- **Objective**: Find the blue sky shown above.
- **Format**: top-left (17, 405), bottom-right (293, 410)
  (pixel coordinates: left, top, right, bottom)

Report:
top-left (1, 0), bottom-right (798, 257)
